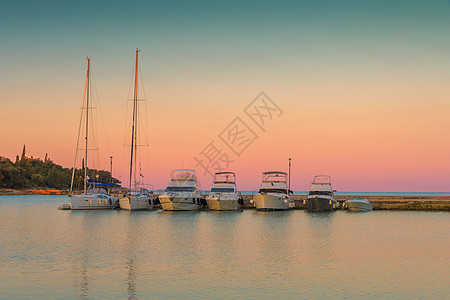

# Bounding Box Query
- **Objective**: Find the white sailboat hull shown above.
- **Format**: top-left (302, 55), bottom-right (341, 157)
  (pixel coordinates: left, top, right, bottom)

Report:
top-left (70, 194), bottom-right (118, 210)
top-left (119, 195), bottom-right (153, 211)
top-left (252, 194), bottom-right (293, 211)
top-left (159, 195), bottom-right (203, 211)
top-left (206, 196), bottom-right (240, 211)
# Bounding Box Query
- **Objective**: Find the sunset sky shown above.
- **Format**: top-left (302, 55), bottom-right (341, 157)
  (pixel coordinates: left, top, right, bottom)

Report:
top-left (1, 0), bottom-right (450, 191)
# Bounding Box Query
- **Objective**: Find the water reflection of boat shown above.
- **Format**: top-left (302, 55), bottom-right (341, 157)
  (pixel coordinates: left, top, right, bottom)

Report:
top-left (159, 169), bottom-right (205, 211)
top-left (126, 257), bottom-right (137, 300)
top-left (251, 171), bottom-right (294, 211)
top-left (343, 198), bottom-right (373, 212)
top-left (304, 175), bottom-right (339, 211)
top-left (206, 172), bottom-right (243, 211)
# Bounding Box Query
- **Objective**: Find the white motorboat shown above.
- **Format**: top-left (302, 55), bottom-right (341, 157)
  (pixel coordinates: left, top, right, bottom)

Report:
top-left (304, 175), bottom-right (339, 211)
top-left (251, 171), bottom-right (294, 211)
top-left (68, 57), bottom-right (118, 210)
top-left (206, 172), bottom-right (243, 211)
top-left (119, 49), bottom-right (153, 211)
top-left (343, 198), bottom-right (373, 212)
top-left (158, 169), bottom-right (205, 211)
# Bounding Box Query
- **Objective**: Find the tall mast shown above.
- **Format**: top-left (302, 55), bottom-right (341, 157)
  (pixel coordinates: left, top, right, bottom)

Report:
top-left (84, 57), bottom-right (90, 194)
top-left (129, 49), bottom-right (140, 191)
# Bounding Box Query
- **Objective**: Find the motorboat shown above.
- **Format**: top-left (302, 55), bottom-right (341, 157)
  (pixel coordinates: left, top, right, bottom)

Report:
top-left (206, 172), bottom-right (243, 211)
top-left (251, 171), bottom-right (294, 211)
top-left (343, 198), bottom-right (373, 212)
top-left (119, 49), bottom-right (153, 211)
top-left (158, 169), bottom-right (205, 211)
top-left (304, 175), bottom-right (339, 211)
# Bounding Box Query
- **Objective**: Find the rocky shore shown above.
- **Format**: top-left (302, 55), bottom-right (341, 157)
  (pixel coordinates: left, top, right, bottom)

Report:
top-left (0, 189), bottom-right (67, 195)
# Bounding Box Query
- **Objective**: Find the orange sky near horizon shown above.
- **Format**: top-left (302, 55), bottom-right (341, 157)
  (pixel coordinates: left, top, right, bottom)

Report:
top-left (2, 1), bottom-right (450, 191)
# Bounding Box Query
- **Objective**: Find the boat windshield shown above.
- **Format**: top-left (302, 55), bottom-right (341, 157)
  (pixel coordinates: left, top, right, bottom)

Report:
top-left (89, 187), bottom-right (108, 194)
top-left (140, 188), bottom-right (149, 196)
top-left (211, 188), bottom-right (235, 193)
top-left (259, 188), bottom-right (287, 194)
top-left (172, 170), bottom-right (196, 181)
top-left (166, 186), bottom-right (195, 192)
top-left (309, 191), bottom-right (333, 196)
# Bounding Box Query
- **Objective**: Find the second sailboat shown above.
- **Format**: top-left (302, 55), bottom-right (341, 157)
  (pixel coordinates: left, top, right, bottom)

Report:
top-left (119, 49), bottom-right (153, 211)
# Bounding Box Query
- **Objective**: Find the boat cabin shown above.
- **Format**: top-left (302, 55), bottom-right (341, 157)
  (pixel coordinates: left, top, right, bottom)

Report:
top-left (210, 172), bottom-right (237, 194)
top-left (165, 169), bottom-right (198, 193)
top-left (259, 171), bottom-right (291, 194)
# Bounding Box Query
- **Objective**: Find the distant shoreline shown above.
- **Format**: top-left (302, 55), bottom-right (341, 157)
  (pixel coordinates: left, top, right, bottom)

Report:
top-left (0, 189), bottom-right (67, 195)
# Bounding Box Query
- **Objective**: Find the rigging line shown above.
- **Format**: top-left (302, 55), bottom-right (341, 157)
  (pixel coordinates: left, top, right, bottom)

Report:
top-left (122, 62), bottom-right (135, 188)
top-left (144, 94), bottom-right (150, 146)
top-left (91, 65), bottom-right (112, 160)
top-left (70, 62), bottom-right (89, 193)
top-left (138, 63), bottom-right (147, 100)
top-left (88, 70), bottom-right (100, 172)
top-left (138, 62), bottom-right (150, 146)
top-left (123, 60), bottom-right (135, 146)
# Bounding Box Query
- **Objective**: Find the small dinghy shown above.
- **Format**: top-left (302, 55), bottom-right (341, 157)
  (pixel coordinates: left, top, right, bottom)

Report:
top-left (343, 198), bottom-right (373, 212)
top-left (58, 204), bottom-right (71, 210)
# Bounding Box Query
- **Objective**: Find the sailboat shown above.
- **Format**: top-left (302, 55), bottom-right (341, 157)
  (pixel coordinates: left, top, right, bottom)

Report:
top-left (119, 49), bottom-right (153, 211)
top-left (69, 57), bottom-right (119, 210)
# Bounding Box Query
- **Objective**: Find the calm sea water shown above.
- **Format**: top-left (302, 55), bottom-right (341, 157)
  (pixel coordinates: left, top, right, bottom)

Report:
top-left (0, 195), bottom-right (449, 299)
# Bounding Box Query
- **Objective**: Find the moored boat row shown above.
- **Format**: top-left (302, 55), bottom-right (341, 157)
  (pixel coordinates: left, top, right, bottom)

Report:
top-left (65, 51), bottom-right (372, 213)
top-left (68, 167), bottom-right (373, 212)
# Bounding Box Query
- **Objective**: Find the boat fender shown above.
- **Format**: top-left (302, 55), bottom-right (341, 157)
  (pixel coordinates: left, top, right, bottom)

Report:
top-left (303, 199), bottom-right (306, 205)
top-left (283, 199), bottom-right (288, 204)
top-left (109, 199), bottom-right (112, 205)
top-left (192, 198), bottom-right (195, 204)
top-left (329, 200), bottom-right (332, 205)
top-left (153, 197), bottom-right (160, 205)
top-left (238, 198), bottom-right (244, 205)
top-left (200, 198), bottom-right (207, 206)
top-left (249, 199), bottom-right (254, 204)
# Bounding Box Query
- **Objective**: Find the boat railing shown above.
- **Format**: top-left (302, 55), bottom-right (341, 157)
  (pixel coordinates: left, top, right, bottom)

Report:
top-left (312, 175), bottom-right (332, 184)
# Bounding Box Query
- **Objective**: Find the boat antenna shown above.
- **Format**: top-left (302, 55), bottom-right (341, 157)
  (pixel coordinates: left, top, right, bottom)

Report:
top-left (110, 156), bottom-right (113, 183)
top-left (288, 158), bottom-right (291, 194)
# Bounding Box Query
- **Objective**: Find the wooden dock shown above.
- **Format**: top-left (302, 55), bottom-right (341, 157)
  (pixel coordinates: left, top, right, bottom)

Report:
top-left (1, 189), bottom-right (449, 211)
top-left (238, 194), bottom-right (450, 211)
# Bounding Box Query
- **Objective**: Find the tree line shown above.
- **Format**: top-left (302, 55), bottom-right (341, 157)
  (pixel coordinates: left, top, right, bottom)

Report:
top-left (0, 145), bottom-right (120, 190)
